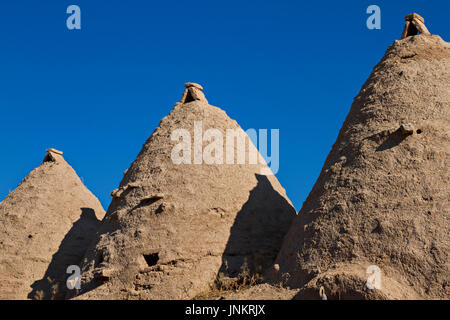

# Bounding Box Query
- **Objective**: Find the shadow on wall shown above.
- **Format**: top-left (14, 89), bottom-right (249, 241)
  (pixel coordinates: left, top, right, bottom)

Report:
top-left (218, 174), bottom-right (297, 279)
top-left (376, 129), bottom-right (409, 152)
top-left (28, 208), bottom-right (102, 300)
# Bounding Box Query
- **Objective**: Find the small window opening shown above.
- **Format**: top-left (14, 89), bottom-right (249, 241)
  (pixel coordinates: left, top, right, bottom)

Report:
top-left (405, 23), bottom-right (419, 37)
top-left (43, 154), bottom-right (55, 163)
top-left (96, 252), bottom-right (104, 265)
top-left (184, 90), bottom-right (195, 103)
top-left (143, 253), bottom-right (159, 267)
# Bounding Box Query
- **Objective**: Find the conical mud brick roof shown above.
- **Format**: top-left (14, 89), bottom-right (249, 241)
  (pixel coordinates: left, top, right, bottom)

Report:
top-left (0, 149), bottom-right (105, 300)
top-left (269, 20), bottom-right (449, 299)
top-left (75, 84), bottom-right (296, 299)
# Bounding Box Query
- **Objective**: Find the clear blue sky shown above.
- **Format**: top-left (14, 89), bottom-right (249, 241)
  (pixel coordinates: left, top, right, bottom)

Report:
top-left (1, 1), bottom-right (448, 210)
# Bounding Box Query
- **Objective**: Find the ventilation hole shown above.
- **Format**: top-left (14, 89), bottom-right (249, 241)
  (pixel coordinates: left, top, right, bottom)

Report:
top-left (143, 253), bottom-right (159, 267)
top-left (416, 129), bottom-right (422, 134)
top-left (28, 234), bottom-right (33, 239)
top-left (401, 53), bottom-right (417, 59)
